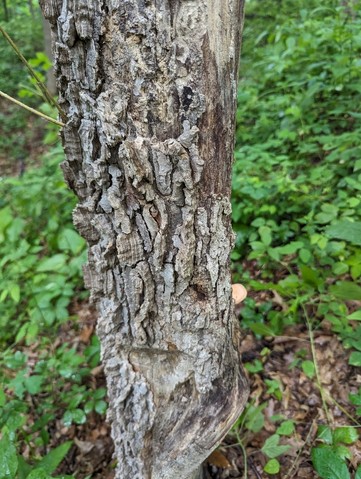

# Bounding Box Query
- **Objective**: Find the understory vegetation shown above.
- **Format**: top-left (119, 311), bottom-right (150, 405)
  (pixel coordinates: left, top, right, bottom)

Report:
top-left (0, 0), bottom-right (360, 478)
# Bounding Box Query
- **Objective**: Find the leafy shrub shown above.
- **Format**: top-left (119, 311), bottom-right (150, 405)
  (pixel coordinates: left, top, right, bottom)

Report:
top-left (0, 146), bottom-right (86, 345)
top-left (233, 4), bottom-right (361, 333)
top-left (0, 147), bottom-right (106, 478)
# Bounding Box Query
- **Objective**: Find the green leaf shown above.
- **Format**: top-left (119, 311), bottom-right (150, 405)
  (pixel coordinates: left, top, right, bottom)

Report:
top-left (326, 221), bottom-right (361, 245)
top-left (332, 263), bottom-right (349, 276)
top-left (329, 282), bottom-right (361, 301)
top-left (0, 207), bottom-right (13, 238)
top-left (299, 248), bottom-right (311, 263)
top-left (259, 226), bottom-right (272, 246)
top-left (315, 212), bottom-right (335, 224)
top-left (276, 420), bottom-right (295, 436)
top-left (347, 310), bottom-right (361, 321)
top-left (277, 241), bottom-right (304, 255)
top-left (245, 359), bottom-right (264, 373)
top-left (349, 352), bottom-right (361, 367)
top-left (333, 427), bottom-right (358, 445)
top-left (332, 445), bottom-right (351, 461)
top-left (311, 446), bottom-right (350, 479)
top-left (302, 360), bottom-right (315, 378)
top-left (17, 456), bottom-right (32, 479)
top-left (0, 433), bottom-right (18, 479)
top-left (26, 468), bottom-right (52, 479)
top-left (244, 403), bottom-right (267, 433)
top-left (57, 229), bottom-right (85, 255)
top-left (264, 458), bottom-right (280, 474)
top-left (249, 323), bottom-right (275, 336)
top-left (95, 400), bottom-right (107, 415)
top-left (63, 409), bottom-right (86, 426)
top-left (317, 426), bottom-right (333, 445)
top-left (261, 434), bottom-right (290, 459)
top-left (355, 465), bottom-right (361, 479)
top-left (300, 266), bottom-right (322, 288)
top-left (24, 375), bottom-right (43, 395)
top-left (9, 284), bottom-right (20, 303)
top-left (36, 254), bottom-right (67, 272)
top-left (37, 442), bottom-right (72, 474)
top-left (0, 388), bottom-right (6, 407)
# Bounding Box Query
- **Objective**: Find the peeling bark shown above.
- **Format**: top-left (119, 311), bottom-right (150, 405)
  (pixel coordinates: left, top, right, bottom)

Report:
top-left (40, 1), bottom-right (248, 478)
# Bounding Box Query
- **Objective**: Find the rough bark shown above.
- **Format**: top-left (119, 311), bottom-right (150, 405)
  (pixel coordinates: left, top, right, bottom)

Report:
top-left (40, 1), bottom-right (248, 478)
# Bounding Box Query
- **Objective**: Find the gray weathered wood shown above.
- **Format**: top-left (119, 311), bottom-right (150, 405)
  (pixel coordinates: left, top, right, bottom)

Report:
top-left (40, 1), bottom-right (248, 477)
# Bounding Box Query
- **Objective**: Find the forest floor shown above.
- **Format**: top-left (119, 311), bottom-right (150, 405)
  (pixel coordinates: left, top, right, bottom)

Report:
top-left (1, 101), bottom-right (359, 479)
top-left (52, 292), bottom-right (359, 479)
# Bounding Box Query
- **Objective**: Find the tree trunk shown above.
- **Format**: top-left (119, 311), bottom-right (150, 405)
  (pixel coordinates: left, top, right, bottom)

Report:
top-left (40, 1), bottom-right (248, 478)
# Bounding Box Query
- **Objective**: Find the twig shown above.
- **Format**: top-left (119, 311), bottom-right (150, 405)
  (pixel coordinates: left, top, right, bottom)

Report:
top-left (0, 90), bottom-right (64, 127)
top-left (235, 430), bottom-right (248, 479)
top-left (328, 396), bottom-right (361, 427)
top-left (0, 24), bottom-right (66, 121)
top-left (302, 305), bottom-right (332, 424)
top-left (248, 456), bottom-right (262, 479)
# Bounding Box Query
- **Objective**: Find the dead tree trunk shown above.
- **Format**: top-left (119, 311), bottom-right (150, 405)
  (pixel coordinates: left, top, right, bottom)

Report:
top-left (40, 1), bottom-right (248, 478)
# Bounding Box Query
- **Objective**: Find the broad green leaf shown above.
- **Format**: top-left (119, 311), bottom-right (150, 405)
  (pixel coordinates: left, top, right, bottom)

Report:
top-left (317, 425), bottom-right (333, 445)
top-left (259, 226), bottom-right (272, 246)
top-left (315, 212), bottom-right (335, 224)
top-left (0, 388), bottom-right (6, 407)
top-left (36, 254), bottom-right (67, 272)
top-left (57, 229), bottom-right (85, 255)
top-left (347, 310), bottom-right (361, 321)
top-left (261, 434), bottom-right (290, 458)
top-left (17, 456), bottom-right (32, 479)
top-left (300, 265), bottom-right (323, 288)
top-left (0, 207), bottom-right (13, 238)
top-left (326, 221), bottom-right (361, 245)
top-left (333, 426), bottom-right (358, 445)
top-left (264, 458), bottom-right (280, 474)
top-left (37, 442), bottom-right (72, 474)
top-left (245, 359), bottom-right (264, 373)
top-left (24, 375), bottom-right (43, 395)
top-left (329, 282), bottom-right (361, 301)
top-left (244, 403), bottom-right (267, 433)
top-left (332, 263), bottom-right (349, 276)
top-left (9, 284), bottom-right (20, 303)
top-left (0, 433), bottom-right (18, 479)
top-left (63, 409), bottom-right (86, 426)
top-left (349, 352), bottom-right (361, 367)
top-left (332, 445), bottom-right (351, 461)
top-left (26, 468), bottom-right (52, 479)
top-left (276, 420), bottom-right (295, 436)
top-left (302, 360), bottom-right (315, 378)
top-left (355, 465), bottom-right (361, 479)
top-left (311, 446), bottom-right (350, 479)
top-left (249, 323), bottom-right (275, 336)
top-left (277, 241), bottom-right (304, 255)
top-left (95, 400), bottom-right (107, 415)
top-left (299, 248), bottom-right (311, 263)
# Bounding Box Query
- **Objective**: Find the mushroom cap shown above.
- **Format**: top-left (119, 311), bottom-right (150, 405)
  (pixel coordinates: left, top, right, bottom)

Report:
top-left (232, 283), bottom-right (247, 304)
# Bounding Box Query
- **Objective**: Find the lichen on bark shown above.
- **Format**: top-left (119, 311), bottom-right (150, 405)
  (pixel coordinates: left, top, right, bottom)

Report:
top-left (40, 1), bottom-right (248, 478)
